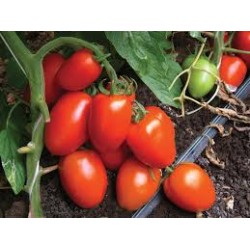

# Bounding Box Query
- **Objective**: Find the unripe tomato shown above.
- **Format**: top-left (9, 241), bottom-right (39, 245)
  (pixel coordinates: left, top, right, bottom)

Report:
top-left (182, 56), bottom-right (218, 99)
top-left (219, 55), bottom-right (247, 87)
top-left (100, 143), bottom-right (131, 171)
top-left (127, 106), bottom-right (176, 168)
top-left (59, 150), bottom-right (108, 209)
top-left (56, 49), bottom-right (102, 91)
top-left (88, 94), bottom-right (132, 153)
top-left (23, 53), bottom-right (65, 106)
top-left (232, 31), bottom-right (250, 68)
top-left (45, 92), bottom-right (91, 156)
top-left (116, 157), bottom-right (161, 211)
top-left (163, 162), bottom-right (216, 212)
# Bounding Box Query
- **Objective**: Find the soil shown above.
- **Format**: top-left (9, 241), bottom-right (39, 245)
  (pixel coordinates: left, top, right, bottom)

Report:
top-left (0, 32), bottom-right (250, 218)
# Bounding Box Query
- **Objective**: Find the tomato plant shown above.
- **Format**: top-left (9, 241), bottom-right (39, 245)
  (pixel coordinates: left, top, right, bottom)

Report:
top-left (127, 106), bottom-right (176, 168)
top-left (56, 48), bottom-right (102, 91)
top-left (45, 92), bottom-right (91, 155)
top-left (116, 157), bottom-right (161, 211)
top-left (232, 31), bottom-right (250, 68)
top-left (88, 93), bottom-right (132, 153)
top-left (100, 143), bottom-right (131, 171)
top-left (163, 162), bottom-right (216, 212)
top-left (59, 150), bottom-right (108, 209)
top-left (1, 31), bottom-right (249, 218)
top-left (219, 55), bottom-right (247, 88)
top-left (182, 55), bottom-right (218, 98)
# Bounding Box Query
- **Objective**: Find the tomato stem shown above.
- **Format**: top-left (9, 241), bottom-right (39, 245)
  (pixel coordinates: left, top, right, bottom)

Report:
top-left (0, 31), bottom-right (49, 217)
top-left (211, 31), bottom-right (224, 66)
top-left (35, 37), bottom-right (119, 84)
top-left (223, 47), bottom-right (250, 55)
top-left (98, 80), bottom-right (110, 95)
top-left (42, 164), bottom-right (58, 175)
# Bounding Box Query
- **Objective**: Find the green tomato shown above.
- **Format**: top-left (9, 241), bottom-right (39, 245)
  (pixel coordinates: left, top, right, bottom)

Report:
top-left (182, 55), bottom-right (218, 99)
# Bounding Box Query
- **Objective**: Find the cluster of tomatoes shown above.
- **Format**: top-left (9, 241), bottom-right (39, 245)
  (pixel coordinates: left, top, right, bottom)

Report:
top-left (182, 31), bottom-right (250, 100)
top-left (30, 42), bottom-right (226, 215)
top-left (35, 48), bottom-right (176, 211)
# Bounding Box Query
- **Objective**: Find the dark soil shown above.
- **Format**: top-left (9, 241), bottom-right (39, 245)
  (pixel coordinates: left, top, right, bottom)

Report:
top-left (0, 32), bottom-right (250, 218)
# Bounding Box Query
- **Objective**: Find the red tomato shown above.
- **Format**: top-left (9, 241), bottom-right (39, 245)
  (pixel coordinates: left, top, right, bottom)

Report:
top-left (23, 53), bottom-right (65, 106)
top-left (127, 106), bottom-right (176, 168)
top-left (219, 55), bottom-right (247, 87)
top-left (59, 150), bottom-right (108, 209)
top-left (116, 157), bottom-right (162, 211)
top-left (56, 49), bottom-right (102, 91)
top-left (43, 53), bottom-right (65, 105)
top-left (232, 31), bottom-right (250, 68)
top-left (100, 143), bottom-right (131, 171)
top-left (88, 94), bottom-right (132, 153)
top-left (45, 92), bottom-right (91, 156)
top-left (163, 162), bottom-right (216, 212)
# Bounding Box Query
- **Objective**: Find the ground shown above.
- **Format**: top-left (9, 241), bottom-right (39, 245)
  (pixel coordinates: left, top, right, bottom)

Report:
top-left (0, 32), bottom-right (249, 218)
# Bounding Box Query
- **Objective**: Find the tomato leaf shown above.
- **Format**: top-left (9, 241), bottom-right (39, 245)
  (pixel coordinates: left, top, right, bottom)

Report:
top-left (189, 31), bottom-right (205, 43)
top-left (0, 92), bottom-right (28, 194)
top-left (6, 57), bottom-right (28, 89)
top-left (0, 129), bottom-right (26, 194)
top-left (105, 32), bottom-right (182, 108)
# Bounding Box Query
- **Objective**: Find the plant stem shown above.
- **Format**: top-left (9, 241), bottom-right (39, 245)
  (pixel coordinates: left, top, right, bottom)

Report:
top-left (36, 37), bottom-right (119, 83)
top-left (0, 32), bottom-right (32, 76)
top-left (211, 31), bottom-right (224, 66)
top-left (42, 164), bottom-right (58, 175)
top-left (223, 47), bottom-right (250, 55)
top-left (0, 31), bottom-right (47, 217)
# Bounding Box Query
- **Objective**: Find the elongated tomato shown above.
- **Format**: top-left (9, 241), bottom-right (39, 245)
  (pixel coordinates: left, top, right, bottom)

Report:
top-left (127, 106), bottom-right (176, 168)
top-left (45, 92), bottom-right (91, 155)
top-left (59, 150), bottom-right (108, 208)
top-left (88, 94), bottom-right (132, 153)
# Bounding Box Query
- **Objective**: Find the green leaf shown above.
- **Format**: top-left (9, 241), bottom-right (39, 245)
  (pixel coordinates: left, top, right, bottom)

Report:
top-left (189, 31), bottom-right (205, 43)
top-left (6, 57), bottom-right (28, 89)
top-left (0, 92), bottom-right (28, 194)
top-left (105, 32), bottom-right (182, 108)
top-left (0, 129), bottom-right (25, 194)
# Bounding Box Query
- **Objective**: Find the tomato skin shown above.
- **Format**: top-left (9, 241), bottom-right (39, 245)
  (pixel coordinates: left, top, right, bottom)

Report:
top-left (56, 49), bottom-right (102, 91)
top-left (127, 106), bottom-right (176, 168)
top-left (100, 144), bottom-right (131, 171)
top-left (45, 92), bottom-right (92, 156)
top-left (43, 53), bottom-right (65, 105)
top-left (116, 157), bottom-right (161, 211)
top-left (23, 53), bottom-right (65, 106)
top-left (163, 162), bottom-right (216, 212)
top-left (232, 31), bottom-right (250, 68)
top-left (59, 150), bottom-right (108, 209)
top-left (182, 56), bottom-right (218, 98)
top-left (88, 94), bottom-right (132, 153)
top-left (219, 55), bottom-right (247, 87)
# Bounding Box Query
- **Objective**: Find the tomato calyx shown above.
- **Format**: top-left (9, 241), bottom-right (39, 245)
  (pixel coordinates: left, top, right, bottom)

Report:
top-left (97, 75), bottom-right (136, 97)
top-left (132, 100), bottom-right (148, 123)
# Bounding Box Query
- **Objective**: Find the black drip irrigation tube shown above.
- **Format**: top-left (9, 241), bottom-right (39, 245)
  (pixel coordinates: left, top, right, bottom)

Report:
top-left (132, 76), bottom-right (250, 218)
